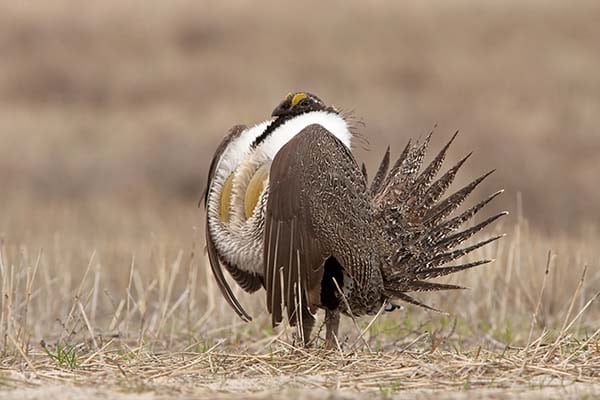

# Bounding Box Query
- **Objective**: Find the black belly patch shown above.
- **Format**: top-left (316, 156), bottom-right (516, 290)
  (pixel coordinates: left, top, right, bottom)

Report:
top-left (321, 256), bottom-right (344, 310)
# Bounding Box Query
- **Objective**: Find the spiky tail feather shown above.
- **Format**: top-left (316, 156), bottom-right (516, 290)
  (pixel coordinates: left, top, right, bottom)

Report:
top-left (370, 132), bottom-right (507, 310)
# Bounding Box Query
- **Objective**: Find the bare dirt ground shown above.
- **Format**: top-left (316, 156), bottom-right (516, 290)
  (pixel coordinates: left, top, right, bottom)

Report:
top-left (5, 384), bottom-right (600, 400)
top-left (1, 0), bottom-right (599, 399)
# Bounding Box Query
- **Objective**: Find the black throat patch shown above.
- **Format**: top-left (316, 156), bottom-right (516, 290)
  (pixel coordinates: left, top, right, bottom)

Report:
top-left (251, 106), bottom-right (338, 149)
top-left (251, 114), bottom-right (293, 149)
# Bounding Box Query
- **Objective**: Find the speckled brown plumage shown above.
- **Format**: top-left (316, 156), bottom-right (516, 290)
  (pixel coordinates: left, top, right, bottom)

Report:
top-left (263, 124), bottom-right (506, 346)
top-left (265, 125), bottom-right (385, 345)
top-left (204, 93), bottom-right (506, 347)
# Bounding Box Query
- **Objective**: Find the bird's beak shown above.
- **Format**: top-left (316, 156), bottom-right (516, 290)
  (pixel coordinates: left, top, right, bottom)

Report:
top-left (271, 103), bottom-right (288, 117)
top-left (271, 99), bottom-right (290, 117)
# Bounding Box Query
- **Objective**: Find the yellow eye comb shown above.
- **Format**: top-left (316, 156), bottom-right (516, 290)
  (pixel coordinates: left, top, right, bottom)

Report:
top-left (291, 93), bottom-right (307, 107)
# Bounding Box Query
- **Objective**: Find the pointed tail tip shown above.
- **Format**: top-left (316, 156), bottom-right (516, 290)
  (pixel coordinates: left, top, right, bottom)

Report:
top-left (441, 130), bottom-right (460, 149)
top-left (457, 151), bottom-right (474, 166)
top-left (485, 234), bottom-right (507, 245)
top-left (485, 190), bottom-right (506, 203)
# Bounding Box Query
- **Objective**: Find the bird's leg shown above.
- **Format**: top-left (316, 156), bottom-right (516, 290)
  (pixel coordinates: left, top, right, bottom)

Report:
top-left (324, 309), bottom-right (340, 349)
top-left (301, 313), bottom-right (315, 347)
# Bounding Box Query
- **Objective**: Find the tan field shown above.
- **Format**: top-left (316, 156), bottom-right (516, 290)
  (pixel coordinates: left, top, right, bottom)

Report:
top-left (0, 1), bottom-right (599, 399)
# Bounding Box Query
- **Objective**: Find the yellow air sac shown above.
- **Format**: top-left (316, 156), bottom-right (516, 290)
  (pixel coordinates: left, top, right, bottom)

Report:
top-left (245, 164), bottom-right (270, 219)
top-left (219, 174), bottom-right (235, 223)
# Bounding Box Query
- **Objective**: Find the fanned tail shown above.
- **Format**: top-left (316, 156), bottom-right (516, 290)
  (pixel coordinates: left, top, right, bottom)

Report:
top-left (370, 132), bottom-right (506, 311)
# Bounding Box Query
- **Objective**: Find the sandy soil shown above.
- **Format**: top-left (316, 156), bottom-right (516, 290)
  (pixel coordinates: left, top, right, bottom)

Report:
top-left (4, 383), bottom-right (600, 400)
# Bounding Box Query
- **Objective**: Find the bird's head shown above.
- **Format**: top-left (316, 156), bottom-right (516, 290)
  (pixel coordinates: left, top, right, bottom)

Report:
top-left (271, 92), bottom-right (335, 118)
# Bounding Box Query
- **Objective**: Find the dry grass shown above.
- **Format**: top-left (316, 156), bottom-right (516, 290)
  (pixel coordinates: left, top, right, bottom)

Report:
top-left (0, 199), bottom-right (599, 399)
top-left (1, 0), bottom-right (599, 398)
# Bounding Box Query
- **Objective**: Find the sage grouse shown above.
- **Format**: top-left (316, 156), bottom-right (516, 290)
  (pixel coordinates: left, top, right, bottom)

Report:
top-left (204, 92), bottom-right (506, 347)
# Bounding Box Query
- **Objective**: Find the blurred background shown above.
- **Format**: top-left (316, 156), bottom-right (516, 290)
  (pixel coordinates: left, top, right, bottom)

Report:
top-left (0, 0), bottom-right (599, 344)
top-left (1, 0), bottom-right (599, 235)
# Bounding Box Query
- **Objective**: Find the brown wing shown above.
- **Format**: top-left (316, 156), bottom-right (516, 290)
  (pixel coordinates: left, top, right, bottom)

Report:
top-left (206, 223), bottom-right (253, 322)
top-left (221, 260), bottom-right (263, 293)
top-left (203, 124), bottom-right (253, 322)
top-left (264, 124), bottom-right (362, 327)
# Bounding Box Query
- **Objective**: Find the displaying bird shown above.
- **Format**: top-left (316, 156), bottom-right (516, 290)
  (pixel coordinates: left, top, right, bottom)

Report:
top-left (204, 92), bottom-right (506, 347)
